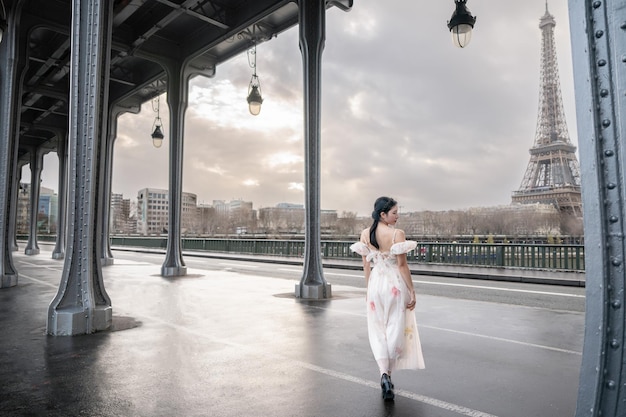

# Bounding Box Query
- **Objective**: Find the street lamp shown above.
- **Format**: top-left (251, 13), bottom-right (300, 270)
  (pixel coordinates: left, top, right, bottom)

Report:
top-left (246, 44), bottom-right (263, 116)
top-left (447, 0), bottom-right (476, 48)
top-left (151, 95), bottom-right (164, 148)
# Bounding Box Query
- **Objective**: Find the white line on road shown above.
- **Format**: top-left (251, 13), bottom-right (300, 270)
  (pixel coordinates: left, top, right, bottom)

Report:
top-left (323, 271), bottom-right (583, 298)
top-left (22, 270), bottom-right (582, 357)
top-left (291, 360), bottom-right (499, 417)
top-left (303, 303), bottom-right (582, 356)
top-left (16, 261), bottom-right (62, 271)
top-left (218, 262), bottom-right (259, 269)
top-left (326, 272), bottom-right (364, 277)
top-left (421, 324), bottom-right (582, 355)
top-left (18, 268), bottom-right (501, 416)
top-left (129, 312), bottom-right (500, 417)
top-left (414, 279), bottom-right (584, 298)
top-left (19, 273), bottom-right (57, 287)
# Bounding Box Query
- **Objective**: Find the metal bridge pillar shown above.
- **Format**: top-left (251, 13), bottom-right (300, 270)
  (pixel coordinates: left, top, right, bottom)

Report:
top-left (10, 162), bottom-right (26, 252)
top-left (47, 0), bottom-right (113, 335)
top-left (100, 112), bottom-right (115, 267)
top-left (571, 0), bottom-right (626, 415)
top-left (99, 104), bottom-right (140, 266)
top-left (99, 106), bottom-right (122, 267)
top-left (0, 2), bottom-right (27, 288)
top-left (24, 149), bottom-right (44, 256)
top-left (160, 61), bottom-right (191, 277)
top-left (295, 0), bottom-right (331, 299)
top-left (52, 133), bottom-right (67, 260)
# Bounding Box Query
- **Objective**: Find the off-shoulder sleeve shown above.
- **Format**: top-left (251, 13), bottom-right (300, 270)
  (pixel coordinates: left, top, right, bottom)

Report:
top-left (350, 241), bottom-right (370, 257)
top-left (390, 240), bottom-right (418, 255)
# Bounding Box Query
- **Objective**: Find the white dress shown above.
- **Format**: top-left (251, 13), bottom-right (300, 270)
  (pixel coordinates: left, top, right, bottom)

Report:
top-left (350, 239), bottom-right (425, 373)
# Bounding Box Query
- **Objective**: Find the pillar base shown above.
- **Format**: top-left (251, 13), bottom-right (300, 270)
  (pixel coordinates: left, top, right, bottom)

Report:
top-left (52, 252), bottom-right (65, 260)
top-left (47, 305), bottom-right (112, 336)
top-left (0, 273), bottom-right (17, 288)
top-left (295, 283), bottom-right (332, 299)
top-left (25, 248), bottom-right (40, 256)
top-left (161, 265), bottom-right (187, 277)
top-left (101, 257), bottom-right (114, 266)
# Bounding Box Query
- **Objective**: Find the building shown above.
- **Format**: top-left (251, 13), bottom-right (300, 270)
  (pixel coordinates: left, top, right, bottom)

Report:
top-left (16, 184), bottom-right (57, 235)
top-left (110, 193), bottom-right (133, 234)
top-left (136, 188), bottom-right (197, 235)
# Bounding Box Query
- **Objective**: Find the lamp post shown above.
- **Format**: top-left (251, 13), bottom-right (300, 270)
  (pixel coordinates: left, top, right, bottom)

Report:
top-left (151, 96), bottom-right (164, 148)
top-left (447, 0), bottom-right (476, 48)
top-left (246, 44), bottom-right (263, 115)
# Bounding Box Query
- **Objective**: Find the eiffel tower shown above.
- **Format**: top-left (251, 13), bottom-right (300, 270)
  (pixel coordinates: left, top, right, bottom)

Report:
top-left (511, 2), bottom-right (582, 217)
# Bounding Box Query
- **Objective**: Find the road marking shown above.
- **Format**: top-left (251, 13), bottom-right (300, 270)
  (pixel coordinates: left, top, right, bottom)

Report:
top-left (323, 270), bottom-right (583, 298)
top-left (111, 259), bottom-right (152, 266)
top-left (326, 272), bottom-right (364, 277)
top-left (128, 312), bottom-right (499, 417)
top-left (19, 273), bottom-right (58, 287)
top-left (218, 262), bottom-right (259, 269)
top-left (420, 325), bottom-right (582, 355)
top-left (17, 267), bottom-right (499, 416)
top-left (291, 361), bottom-right (499, 417)
top-left (16, 261), bottom-right (62, 271)
top-left (304, 303), bottom-right (582, 356)
top-left (414, 279), bottom-right (584, 298)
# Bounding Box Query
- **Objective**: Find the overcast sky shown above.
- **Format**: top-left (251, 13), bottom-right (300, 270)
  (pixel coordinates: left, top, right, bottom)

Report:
top-left (34, 0), bottom-right (577, 217)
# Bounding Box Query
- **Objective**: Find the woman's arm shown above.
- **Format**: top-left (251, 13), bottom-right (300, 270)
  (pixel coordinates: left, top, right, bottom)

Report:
top-left (362, 256), bottom-right (371, 288)
top-left (359, 229), bottom-right (371, 294)
top-left (395, 229), bottom-right (416, 310)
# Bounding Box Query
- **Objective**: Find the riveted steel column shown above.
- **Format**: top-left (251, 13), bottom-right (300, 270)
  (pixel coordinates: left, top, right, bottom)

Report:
top-left (161, 61), bottom-right (189, 277)
top-left (24, 149), bottom-right (43, 255)
top-left (99, 104), bottom-right (140, 266)
top-left (94, 6), bottom-right (115, 269)
top-left (47, 0), bottom-right (112, 335)
top-left (0, 2), bottom-right (26, 288)
top-left (52, 133), bottom-right (68, 260)
top-left (10, 162), bottom-right (26, 252)
top-left (98, 105), bottom-right (122, 267)
top-left (295, 0), bottom-right (331, 299)
top-left (570, 0), bottom-right (626, 415)
top-left (100, 110), bottom-right (114, 266)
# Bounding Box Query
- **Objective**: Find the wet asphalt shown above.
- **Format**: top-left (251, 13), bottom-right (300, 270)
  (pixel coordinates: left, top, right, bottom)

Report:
top-left (0, 248), bottom-right (583, 417)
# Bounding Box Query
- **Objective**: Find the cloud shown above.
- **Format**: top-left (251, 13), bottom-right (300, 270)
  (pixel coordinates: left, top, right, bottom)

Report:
top-left (35, 0), bottom-right (577, 217)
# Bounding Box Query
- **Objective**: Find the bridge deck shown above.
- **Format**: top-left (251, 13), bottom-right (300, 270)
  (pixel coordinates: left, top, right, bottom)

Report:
top-left (0, 248), bottom-right (582, 417)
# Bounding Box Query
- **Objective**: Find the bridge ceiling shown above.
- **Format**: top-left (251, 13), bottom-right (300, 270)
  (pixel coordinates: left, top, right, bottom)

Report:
top-left (13, 0), bottom-right (321, 161)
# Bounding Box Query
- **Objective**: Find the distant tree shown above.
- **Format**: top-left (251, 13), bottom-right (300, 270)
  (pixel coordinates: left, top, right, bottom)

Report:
top-left (337, 211), bottom-right (358, 235)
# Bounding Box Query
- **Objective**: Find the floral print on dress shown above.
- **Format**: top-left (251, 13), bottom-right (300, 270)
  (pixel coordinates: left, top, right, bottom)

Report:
top-left (391, 286), bottom-right (400, 297)
top-left (405, 326), bottom-right (414, 340)
top-left (369, 301), bottom-right (376, 311)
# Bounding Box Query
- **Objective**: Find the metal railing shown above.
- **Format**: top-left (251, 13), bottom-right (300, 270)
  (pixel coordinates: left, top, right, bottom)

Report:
top-left (109, 237), bottom-right (585, 272)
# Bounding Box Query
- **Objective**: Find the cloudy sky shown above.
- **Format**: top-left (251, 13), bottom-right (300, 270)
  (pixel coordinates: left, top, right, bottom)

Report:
top-left (35, 0), bottom-right (577, 217)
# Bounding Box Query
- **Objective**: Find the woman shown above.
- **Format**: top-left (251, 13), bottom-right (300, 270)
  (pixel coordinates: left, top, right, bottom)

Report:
top-left (350, 196), bottom-right (425, 401)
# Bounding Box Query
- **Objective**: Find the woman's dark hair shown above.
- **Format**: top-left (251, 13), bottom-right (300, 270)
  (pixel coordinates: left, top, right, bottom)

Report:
top-left (369, 196), bottom-right (397, 249)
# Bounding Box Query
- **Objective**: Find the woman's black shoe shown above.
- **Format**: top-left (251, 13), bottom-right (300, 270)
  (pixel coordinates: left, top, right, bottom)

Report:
top-left (381, 373), bottom-right (395, 401)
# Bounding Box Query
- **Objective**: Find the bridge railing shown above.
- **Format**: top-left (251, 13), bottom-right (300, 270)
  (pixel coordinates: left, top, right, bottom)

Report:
top-left (108, 237), bottom-right (585, 272)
